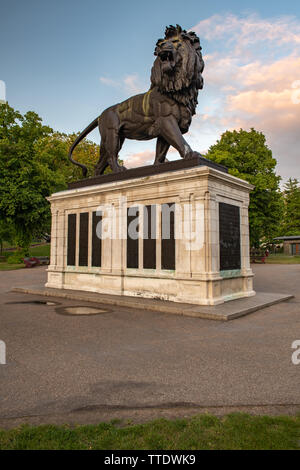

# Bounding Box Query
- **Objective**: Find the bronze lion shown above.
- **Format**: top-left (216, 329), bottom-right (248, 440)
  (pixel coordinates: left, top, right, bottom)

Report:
top-left (69, 25), bottom-right (204, 177)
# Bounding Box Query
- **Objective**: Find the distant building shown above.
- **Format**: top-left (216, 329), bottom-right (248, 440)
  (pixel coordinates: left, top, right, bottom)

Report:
top-left (0, 80), bottom-right (6, 103)
top-left (274, 236), bottom-right (300, 255)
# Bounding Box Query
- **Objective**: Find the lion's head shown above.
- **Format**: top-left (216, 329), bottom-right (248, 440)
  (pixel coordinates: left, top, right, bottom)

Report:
top-left (151, 24), bottom-right (204, 115)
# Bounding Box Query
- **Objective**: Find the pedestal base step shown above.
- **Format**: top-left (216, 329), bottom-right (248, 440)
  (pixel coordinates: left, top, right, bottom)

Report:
top-left (12, 286), bottom-right (293, 321)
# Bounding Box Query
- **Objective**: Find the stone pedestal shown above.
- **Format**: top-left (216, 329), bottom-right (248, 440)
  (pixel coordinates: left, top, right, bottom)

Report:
top-left (46, 163), bottom-right (255, 305)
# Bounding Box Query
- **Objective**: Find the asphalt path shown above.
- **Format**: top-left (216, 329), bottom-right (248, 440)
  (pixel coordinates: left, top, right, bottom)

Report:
top-left (0, 264), bottom-right (299, 427)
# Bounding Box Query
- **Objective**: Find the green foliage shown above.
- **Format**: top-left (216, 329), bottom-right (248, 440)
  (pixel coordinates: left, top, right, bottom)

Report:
top-left (206, 129), bottom-right (283, 247)
top-left (0, 103), bottom-right (67, 251)
top-left (281, 178), bottom-right (300, 235)
top-left (0, 102), bottom-right (125, 250)
top-left (36, 132), bottom-right (122, 182)
top-left (0, 219), bottom-right (15, 253)
top-left (35, 131), bottom-right (100, 183)
top-left (6, 252), bottom-right (25, 264)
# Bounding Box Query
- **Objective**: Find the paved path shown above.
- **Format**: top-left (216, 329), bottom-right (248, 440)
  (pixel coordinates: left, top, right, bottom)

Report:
top-left (0, 265), bottom-right (299, 427)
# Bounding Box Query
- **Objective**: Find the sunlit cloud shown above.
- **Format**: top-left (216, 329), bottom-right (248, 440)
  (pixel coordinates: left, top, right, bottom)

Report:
top-left (193, 14), bottom-right (300, 53)
top-left (124, 150), bottom-right (155, 168)
top-left (189, 13), bottom-right (300, 181)
top-left (103, 14), bottom-right (300, 181)
top-left (124, 147), bottom-right (179, 168)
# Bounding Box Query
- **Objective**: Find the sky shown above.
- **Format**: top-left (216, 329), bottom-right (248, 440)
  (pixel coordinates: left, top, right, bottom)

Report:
top-left (1, 0), bottom-right (300, 182)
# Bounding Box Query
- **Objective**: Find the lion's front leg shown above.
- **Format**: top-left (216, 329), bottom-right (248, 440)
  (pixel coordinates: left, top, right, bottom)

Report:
top-left (158, 116), bottom-right (204, 160)
top-left (158, 116), bottom-right (195, 159)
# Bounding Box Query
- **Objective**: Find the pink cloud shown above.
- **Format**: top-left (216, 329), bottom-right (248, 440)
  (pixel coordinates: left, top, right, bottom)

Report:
top-left (124, 150), bottom-right (155, 168)
top-left (124, 147), bottom-right (180, 168)
top-left (235, 56), bottom-right (300, 92)
top-left (105, 14), bottom-right (300, 181)
top-left (227, 89), bottom-right (296, 114)
top-left (188, 13), bottom-right (300, 181)
top-left (193, 14), bottom-right (300, 52)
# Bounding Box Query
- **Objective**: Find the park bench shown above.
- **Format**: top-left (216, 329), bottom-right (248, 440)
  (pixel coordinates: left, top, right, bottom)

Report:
top-left (251, 254), bottom-right (266, 264)
top-left (23, 256), bottom-right (50, 268)
top-left (250, 250), bottom-right (269, 264)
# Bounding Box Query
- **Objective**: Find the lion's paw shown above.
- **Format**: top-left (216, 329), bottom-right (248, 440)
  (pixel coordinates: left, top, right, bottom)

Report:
top-left (115, 165), bottom-right (127, 173)
top-left (185, 151), bottom-right (203, 160)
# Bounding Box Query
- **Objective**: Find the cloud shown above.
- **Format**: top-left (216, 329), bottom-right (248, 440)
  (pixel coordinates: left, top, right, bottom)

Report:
top-left (100, 74), bottom-right (146, 95)
top-left (189, 13), bottom-right (300, 182)
top-left (123, 75), bottom-right (144, 94)
top-left (228, 89), bottom-right (295, 114)
top-left (124, 150), bottom-right (155, 168)
top-left (100, 14), bottom-right (300, 181)
top-left (193, 14), bottom-right (300, 53)
top-left (124, 147), bottom-right (180, 168)
top-left (99, 76), bottom-right (119, 87)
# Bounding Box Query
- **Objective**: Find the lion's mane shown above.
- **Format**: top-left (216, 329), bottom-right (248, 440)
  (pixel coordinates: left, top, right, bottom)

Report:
top-left (150, 25), bottom-right (204, 115)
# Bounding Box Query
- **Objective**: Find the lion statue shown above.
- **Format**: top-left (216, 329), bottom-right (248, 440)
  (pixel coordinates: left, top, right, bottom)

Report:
top-left (69, 24), bottom-right (204, 177)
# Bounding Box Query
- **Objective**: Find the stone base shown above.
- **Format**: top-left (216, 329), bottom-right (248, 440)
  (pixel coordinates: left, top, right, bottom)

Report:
top-left (46, 163), bottom-right (254, 306)
top-left (46, 270), bottom-right (254, 306)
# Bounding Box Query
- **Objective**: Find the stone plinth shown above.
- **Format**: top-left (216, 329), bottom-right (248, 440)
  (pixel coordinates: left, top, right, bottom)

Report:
top-left (46, 164), bottom-right (255, 306)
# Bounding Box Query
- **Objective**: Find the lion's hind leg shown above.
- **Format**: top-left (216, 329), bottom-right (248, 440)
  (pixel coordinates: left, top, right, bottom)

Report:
top-left (99, 110), bottom-right (126, 174)
top-left (95, 145), bottom-right (109, 176)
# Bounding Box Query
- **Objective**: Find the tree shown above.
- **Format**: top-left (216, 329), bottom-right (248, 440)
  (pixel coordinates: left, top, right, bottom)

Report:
top-left (0, 102), bottom-right (125, 253)
top-left (35, 131), bottom-right (100, 183)
top-left (36, 131), bottom-right (123, 182)
top-left (0, 103), bottom-right (66, 253)
top-left (281, 178), bottom-right (300, 235)
top-left (0, 219), bottom-right (15, 254)
top-left (206, 129), bottom-right (283, 247)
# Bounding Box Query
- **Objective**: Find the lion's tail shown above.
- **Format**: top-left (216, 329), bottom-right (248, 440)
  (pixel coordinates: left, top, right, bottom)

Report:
top-left (68, 117), bottom-right (99, 178)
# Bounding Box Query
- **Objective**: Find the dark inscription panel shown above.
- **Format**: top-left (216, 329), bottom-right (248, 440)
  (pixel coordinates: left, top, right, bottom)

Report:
top-left (79, 212), bottom-right (89, 266)
top-left (219, 203), bottom-right (241, 271)
top-left (127, 207), bottom-right (139, 268)
top-left (67, 214), bottom-right (76, 266)
top-left (92, 211), bottom-right (102, 267)
top-left (143, 205), bottom-right (156, 269)
top-left (161, 203), bottom-right (175, 270)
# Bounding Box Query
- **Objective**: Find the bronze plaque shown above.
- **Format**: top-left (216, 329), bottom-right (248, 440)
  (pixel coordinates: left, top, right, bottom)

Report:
top-left (219, 203), bottom-right (241, 271)
top-left (127, 207), bottom-right (139, 268)
top-left (67, 214), bottom-right (76, 266)
top-left (92, 211), bottom-right (102, 267)
top-left (161, 203), bottom-right (175, 270)
top-left (143, 205), bottom-right (156, 269)
top-left (79, 212), bottom-right (89, 267)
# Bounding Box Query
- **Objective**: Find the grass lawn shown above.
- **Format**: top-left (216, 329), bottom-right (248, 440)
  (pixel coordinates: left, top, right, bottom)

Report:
top-left (0, 244), bottom-right (50, 270)
top-left (28, 244), bottom-right (50, 257)
top-left (266, 254), bottom-right (300, 264)
top-left (0, 413), bottom-right (299, 450)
